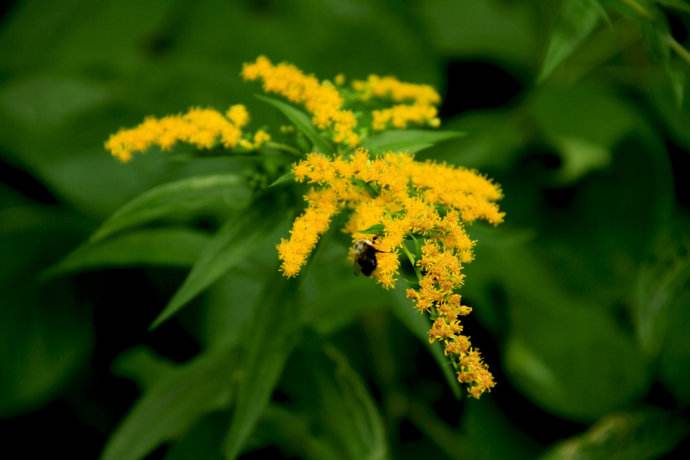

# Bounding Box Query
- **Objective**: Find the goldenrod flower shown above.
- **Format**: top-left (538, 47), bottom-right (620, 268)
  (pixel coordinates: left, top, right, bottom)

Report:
top-left (242, 56), bottom-right (360, 147)
top-left (353, 75), bottom-right (442, 131)
top-left (278, 148), bottom-right (503, 398)
top-left (105, 105), bottom-right (269, 162)
top-left (104, 56), bottom-right (503, 399)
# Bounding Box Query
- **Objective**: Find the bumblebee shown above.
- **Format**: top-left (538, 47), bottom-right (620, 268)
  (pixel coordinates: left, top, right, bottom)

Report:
top-left (352, 237), bottom-right (383, 276)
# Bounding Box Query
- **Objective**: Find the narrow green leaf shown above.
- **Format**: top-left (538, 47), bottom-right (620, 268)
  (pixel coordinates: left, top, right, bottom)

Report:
top-left (391, 285), bottom-right (462, 398)
top-left (44, 228), bottom-right (209, 279)
top-left (256, 95), bottom-right (333, 153)
top-left (112, 347), bottom-right (177, 392)
top-left (268, 170), bottom-right (295, 188)
top-left (540, 409), bottom-right (689, 460)
top-left (539, 0), bottom-right (605, 82)
top-left (356, 223), bottom-right (386, 235)
top-left (151, 199), bottom-right (286, 329)
top-left (315, 345), bottom-right (389, 460)
top-left (361, 129), bottom-right (464, 153)
top-left (91, 174), bottom-right (251, 242)
top-left (101, 347), bottom-right (240, 460)
top-left (224, 275), bottom-right (302, 459)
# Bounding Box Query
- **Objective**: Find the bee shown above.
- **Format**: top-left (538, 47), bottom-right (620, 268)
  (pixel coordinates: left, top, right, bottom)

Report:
top-left (352, 237), bottom-right (384, 276)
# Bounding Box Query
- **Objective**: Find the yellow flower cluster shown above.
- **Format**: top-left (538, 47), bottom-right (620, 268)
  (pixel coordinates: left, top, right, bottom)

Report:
top-left (105, 105), bottom-right (270, 162)
top-left (278, 148), bottom-right (503, 398)
top-left (242, 56), bottom-right (360, 147)
top-left (352, 75), bottom-right (442, 131)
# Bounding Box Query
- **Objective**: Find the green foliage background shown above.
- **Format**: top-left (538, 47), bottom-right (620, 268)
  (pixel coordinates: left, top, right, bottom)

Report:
top-left (1, 0), bottom-right (690, 458)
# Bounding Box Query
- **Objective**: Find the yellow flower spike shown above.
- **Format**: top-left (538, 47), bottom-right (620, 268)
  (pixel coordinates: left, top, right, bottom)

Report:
top-left (104, 104), bottom-right (267, 161)
top-left (242, 55), bottom-right (360, 147)
top-left (352, 74), bottom-right (441, 105)
top-left (278, 148), bottom-right (503, 398)
top-left (353, 74), bottom-right (441, 131)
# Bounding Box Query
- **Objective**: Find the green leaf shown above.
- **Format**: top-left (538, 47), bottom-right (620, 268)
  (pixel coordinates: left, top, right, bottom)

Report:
top-left (101, 347), bottom-right (240, 460)
top-left (165, 412), bottom-right (229, 460)
top-left (540, 409), bottom-right (689, 460)
top-left (531, 84), bottom-right (639, 184)
top-left (253, 406), bottom-right (342, 460)
top-left (268, 170), bottom-right (295, 188)
top-left (278, 344), bottom-right (388, 460)
top-left (656, 0), bottom-right (690, 13)
top-left (634, 235), bottom-right (690, 358)
top-left (361, 130), bottom-right (463, 154)
top-left (44, 228), bottom-right (210, 278)
top-left (659, 288), bottom-right (690, 405)
top-left (224, 275), bottom-right (302, 459)
top-left (480, 242), bottom-right (650, 421)
top-left (257, 95), bottom-right (333, 154)
top-left (391, 285), bottom-right (462, 398)
top-left (0, 206), bottom-right (92, 417)
top-left (313, 345), bottom-right (388, 460)
top-left (151, 197), bottom-right (287, 328)
top-left (91, 174), bottom-right (251, 242)
top-left (417, 0), bottom-right (538, 66)
top-left (356, 223), bottom-right (386, 235)
top-left (552, 136), bottom-right (611, 183)
top-left (112, 347), bottom-right (177, 392)
top-left (539, 0), bottom-right (606, 81)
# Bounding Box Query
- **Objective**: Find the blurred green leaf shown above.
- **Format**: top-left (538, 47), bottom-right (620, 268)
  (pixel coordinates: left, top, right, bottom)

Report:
top-left (391, 285), bottom-right (462, 398)
top-left (540, 408), bottom-right (689, 460)
top-left (530, 84), bottom-right (638, 183)
top-left (165, 412), bottom-right (229, 460)
top-left (0, 75), bottom-right (112, 127)
top-left (197, 271), bottom-right (265, 349)
top-left (151, 196), bottom-right (288, 328)
top-left (634, 235), bottom-right (690, 358)
top-left (268, 170), bottom-right (295, 188)
top-left (272, 342), bottom-right (388, 460)
top-left (0, 205), bottom-right (92, 417)
top-left (45, 228), bottom-right (210, 278)
top-left (659, 288), bottom-right (690, 405)
top-left (0, 0), bottom-right (175, 74)
top-left (307, 345), bottom-right (389, 459)
top-left (422, 110), bottom-right (528, 170)
top-left (224, 275), bottom-right (302, 459)
top-left (656, 0), bottom-right (690, 12)
top-left (361, 130), bottom-right (463, 154)
top-left (552, 137), bottom-right (610, 183)
top-left (101, 347), bottom-right (239, 460)
top-left (252, 406), bottom-right (342, 460)
top-left (465, 223), bottom-right (652, 421)
top-left (112, 347), bottom-right (177, 392)
top-left (91, 174), bottom-right (251, 242)
top-left (417, 0), bottom-right (538, 67)
top-left (461, 399), bottom-right (540, 460)
top-left (493, 243), bottom-right (651, 421)
top-left (539, 0), bottom-right (606, 81)
top-left (257, 95), bottom-right (333, 154)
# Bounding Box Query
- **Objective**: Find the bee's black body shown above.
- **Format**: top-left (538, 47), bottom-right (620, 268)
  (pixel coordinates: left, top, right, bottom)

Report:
top-left (353, 239), bottom-right (380, 276)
